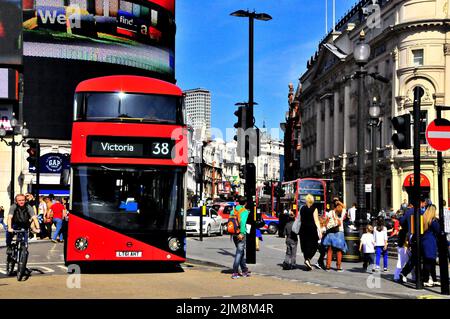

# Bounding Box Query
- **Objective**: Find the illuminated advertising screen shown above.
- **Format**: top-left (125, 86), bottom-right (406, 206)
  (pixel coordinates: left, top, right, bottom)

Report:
top-left (0, 0), bottom-right (23, 65)
top-left (23, 0), bottom-right (175, 75)
top-left (20, 0), bottom-right (176, 139)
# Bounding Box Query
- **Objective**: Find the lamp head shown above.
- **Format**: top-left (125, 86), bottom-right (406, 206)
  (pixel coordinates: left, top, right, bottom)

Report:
top-left (10, 113), bottom-right (18, 129)
top-left (22, 122), bottom-right (29, 138)
top-left (230, 10), bottom-right (250, 18)
top-left (254, 13), bottom-right (272, 21)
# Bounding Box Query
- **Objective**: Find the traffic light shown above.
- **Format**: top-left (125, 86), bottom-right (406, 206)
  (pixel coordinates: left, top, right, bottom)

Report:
top-left (26, 139), bottom-right (39, 167)
top-left (274, 184), bottom-right (285, 198)
top-left (263, 181), bottom-right (271, 195)
top-left (234, 106), bottom-right (247, 130)
top-left (239, 165), bottom-right (246, 179)
top-left (391, 114), bottom-right (411, 149)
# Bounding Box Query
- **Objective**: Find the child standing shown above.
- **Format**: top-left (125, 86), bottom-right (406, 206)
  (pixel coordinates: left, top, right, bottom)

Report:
top-left (374, 216), bottom-right (389, 271)
top-left (282, 211), bottom-right (298, 270)
top-left (359, 225), bottom-right (376, 272)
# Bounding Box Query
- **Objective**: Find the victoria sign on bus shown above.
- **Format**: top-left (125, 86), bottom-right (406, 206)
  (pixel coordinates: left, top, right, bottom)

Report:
top-left (87, 136), bottom-right (174, 159)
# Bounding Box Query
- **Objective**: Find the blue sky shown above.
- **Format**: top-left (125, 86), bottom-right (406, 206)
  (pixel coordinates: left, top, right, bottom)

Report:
top-left (175, 0), bottom-right (358, 141)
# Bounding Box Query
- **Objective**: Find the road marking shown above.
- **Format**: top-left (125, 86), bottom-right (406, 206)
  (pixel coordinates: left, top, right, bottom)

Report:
top-left (57, 266), bottom-right (68, 271)
top-left (0, 262), bottom-right (63, 266)
top-left (34, 266), bottom-right (55, 273)
top-left (310, 292), bottom-right (318, 295)
top-left (253, 294), bottom-right (263, 297)
top-left (0, 268), bottom-right (7, 274)
top-left (282, 293), bottom-right (291, 296)
top-left (222, 296), bottom-right (232, 298)
top-left (357, 292), bottom-right (388, 299)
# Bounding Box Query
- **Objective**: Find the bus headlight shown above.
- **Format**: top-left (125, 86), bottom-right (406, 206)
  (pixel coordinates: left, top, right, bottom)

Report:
top-left (75, 237), bottom-right (88, 251)
top-left (168, 237), bottom-right (181, 251)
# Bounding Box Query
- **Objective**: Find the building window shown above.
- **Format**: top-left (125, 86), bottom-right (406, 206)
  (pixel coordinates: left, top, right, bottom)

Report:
top-left (412, 49), bottom-right (424, 66)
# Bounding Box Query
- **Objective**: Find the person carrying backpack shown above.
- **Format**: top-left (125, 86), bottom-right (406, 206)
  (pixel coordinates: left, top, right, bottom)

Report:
top-left (6, 194), bottom-right (40, 256)
top-left (230, 196), bottom-right (250, 279)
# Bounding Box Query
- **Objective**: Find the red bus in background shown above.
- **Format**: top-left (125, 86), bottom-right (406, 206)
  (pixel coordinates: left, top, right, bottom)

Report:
top-left (281, 178), bottom-right (327, 216)
top-left (65, 75), bottom-right (187, 266)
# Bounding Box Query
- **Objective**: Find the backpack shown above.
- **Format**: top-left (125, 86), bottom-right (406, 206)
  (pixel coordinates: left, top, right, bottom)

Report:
top-left (12, 205), bottom-right (31, 226)
top-left (227, 207), bottom-right (245, 234)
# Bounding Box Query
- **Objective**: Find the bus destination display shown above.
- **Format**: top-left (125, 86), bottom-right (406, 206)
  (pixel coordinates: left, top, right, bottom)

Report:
top-left (87, 136), bottom-right (174, 159)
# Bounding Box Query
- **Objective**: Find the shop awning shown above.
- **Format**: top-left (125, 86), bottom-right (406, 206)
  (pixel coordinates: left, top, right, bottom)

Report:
top-left (403, 173), bottom-right (431, 187)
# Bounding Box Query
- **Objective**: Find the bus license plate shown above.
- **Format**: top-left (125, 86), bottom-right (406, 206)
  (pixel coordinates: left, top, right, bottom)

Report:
top-left (116, 251), bottom-right (142, 258)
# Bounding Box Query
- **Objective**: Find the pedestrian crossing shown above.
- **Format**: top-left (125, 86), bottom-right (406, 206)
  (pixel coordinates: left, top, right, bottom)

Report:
top-left (0, 263), bottom-right (67, 276)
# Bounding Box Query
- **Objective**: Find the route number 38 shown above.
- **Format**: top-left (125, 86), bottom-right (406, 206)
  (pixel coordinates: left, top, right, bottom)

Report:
top-left (152, 142), bottom-right (170, 156)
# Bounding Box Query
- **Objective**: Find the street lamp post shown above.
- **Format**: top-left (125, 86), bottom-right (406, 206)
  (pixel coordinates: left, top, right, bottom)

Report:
top-left (368, 97), bottom-right (381, 219)
top-left (0, 113), bottom-right (29, 205)
top-left (231, 9), bottom-right (271, 264)
top-left (354, 30), bottom-right (371, 230)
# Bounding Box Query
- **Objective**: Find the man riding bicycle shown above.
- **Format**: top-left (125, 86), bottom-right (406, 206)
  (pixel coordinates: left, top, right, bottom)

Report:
top-left (6, 194), bottom-right (40, 256)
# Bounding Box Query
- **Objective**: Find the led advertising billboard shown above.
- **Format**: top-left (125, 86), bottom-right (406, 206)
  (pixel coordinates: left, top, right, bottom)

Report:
top-left (20, 0), bottom-right (176, 139)
top-left (0, 0), bottom-right (23, 66)
top-left (23, 0), bottom-right (175, 75)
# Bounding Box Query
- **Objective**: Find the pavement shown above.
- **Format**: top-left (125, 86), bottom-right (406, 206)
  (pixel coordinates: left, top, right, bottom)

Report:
top-left (0, 231), bottom-right (449, 299)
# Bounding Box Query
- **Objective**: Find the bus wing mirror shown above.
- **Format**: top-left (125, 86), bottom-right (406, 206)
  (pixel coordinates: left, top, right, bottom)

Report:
top-left (60, 169), bottom-right (70, 187)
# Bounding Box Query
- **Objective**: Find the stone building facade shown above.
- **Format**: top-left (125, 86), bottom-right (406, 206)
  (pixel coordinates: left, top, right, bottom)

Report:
top-left (294, 0), bottom-right (450, 211)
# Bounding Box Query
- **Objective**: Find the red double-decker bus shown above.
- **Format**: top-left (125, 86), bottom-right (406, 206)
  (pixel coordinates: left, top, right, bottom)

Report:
top-left (65, 75), bottom-right (187, 266)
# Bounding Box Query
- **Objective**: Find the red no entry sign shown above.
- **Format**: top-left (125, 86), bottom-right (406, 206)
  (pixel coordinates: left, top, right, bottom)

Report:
top-left (426, 118), bottom-right (450, 151)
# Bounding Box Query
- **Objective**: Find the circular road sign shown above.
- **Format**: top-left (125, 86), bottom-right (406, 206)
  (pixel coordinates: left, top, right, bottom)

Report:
top-left (426, 118), bottom-right (450, 152)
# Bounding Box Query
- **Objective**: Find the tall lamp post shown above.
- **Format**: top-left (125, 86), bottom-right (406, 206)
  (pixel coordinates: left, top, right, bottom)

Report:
top-left (231, 9), bottom-right (271, 264)
top-left (354, 30), bottom-right (371, 230)
top-left (368, 97), bottom-right (381, 219)
top-left (0, 113), bottom-right (29, 204)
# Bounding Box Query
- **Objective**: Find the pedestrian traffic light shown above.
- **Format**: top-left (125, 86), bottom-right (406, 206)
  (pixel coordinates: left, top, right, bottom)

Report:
top-left (26, 139), bottom-right (39, 167)
top-left (263, 182), bottom-right (271, 195)
top-left (391, 114), bottom-right (411, 149)
top-left (239, 165), bottom-right (246, 179)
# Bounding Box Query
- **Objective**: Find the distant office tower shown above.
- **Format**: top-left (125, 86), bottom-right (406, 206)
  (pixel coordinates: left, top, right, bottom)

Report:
top-left (184, 88), bottom-right (211, 141)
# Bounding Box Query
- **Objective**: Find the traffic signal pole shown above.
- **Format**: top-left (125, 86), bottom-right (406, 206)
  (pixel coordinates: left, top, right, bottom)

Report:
top-left (434, 105), bottom-right (450, 295)
top-left (413, 86), bottom-right (423, 290)
top-left (35, 140), bottom-right (41, 213)
top-left (10, 134), bottom-right (16, 205)
top-left (245, 14), bottom-right (256, 265)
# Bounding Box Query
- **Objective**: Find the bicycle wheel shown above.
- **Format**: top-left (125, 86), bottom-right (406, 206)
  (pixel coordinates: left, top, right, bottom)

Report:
top-left (17, 246), bottom-right (29, 281)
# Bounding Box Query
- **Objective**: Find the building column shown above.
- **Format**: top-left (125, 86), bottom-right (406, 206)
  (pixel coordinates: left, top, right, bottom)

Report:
top-left (333, 91), bottom-right (340, 156)
top-left (316, 100), bottom-right (322, 160)
top-left (324, 97), bottom-right (331, 159)
top-left (343, 84), bottom-right (351, 154)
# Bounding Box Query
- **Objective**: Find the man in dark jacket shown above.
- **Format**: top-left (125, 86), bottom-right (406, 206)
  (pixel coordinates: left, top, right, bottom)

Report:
top-left (6, 194), bottom-right (40, 256)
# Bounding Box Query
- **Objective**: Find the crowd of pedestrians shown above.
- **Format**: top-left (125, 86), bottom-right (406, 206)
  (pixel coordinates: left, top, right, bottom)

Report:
top-left (1, 193), bottom-right (69, 244)
top-left (229, 192), bottom-right (449, 289)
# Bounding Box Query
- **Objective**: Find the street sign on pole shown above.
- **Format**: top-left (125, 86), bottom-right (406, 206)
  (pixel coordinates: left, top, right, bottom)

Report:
top-left (426, 118), bottom-right (450, 152)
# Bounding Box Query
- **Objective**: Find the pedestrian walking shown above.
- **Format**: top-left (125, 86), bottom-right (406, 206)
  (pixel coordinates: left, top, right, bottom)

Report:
top-left (421, 204), bottom-right (441, 287)
top-left (0, 206), bottom-right (7, 231)
top-left (230, 196), bottom-right (251, 279)
top-left (323, 204), bottom-right (347, 271)
top-left (38, 196), bottom-right (47, 239)
top-left (394, 210), bottom-right (410, 282)
top-left (399, 196), bottom-right (428, 282)
top-left (360, 225), bottom-right (376, 272)
top-left (314, 214), bottom-right (328, 270)
top-left (374, 216), bottom-right (389, 271)
top-left (298, 194), bottom-right (322, 271)
top-left (43, 196), bottom-right (53, 239)
top-left (50, 199), bottom-right (66, 243)
top-left (282, 210), bottom-right (298, 270)
top-left (256, 228), bottom-right (263, 251)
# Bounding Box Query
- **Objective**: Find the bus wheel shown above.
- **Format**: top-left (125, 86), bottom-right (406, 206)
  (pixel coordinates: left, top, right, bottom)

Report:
top-left (268, 223), bottom-right (278, 235)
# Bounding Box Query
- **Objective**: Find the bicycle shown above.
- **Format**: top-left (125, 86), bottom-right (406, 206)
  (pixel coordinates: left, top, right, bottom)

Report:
top-left (6, 229), bottom-right (30, 281)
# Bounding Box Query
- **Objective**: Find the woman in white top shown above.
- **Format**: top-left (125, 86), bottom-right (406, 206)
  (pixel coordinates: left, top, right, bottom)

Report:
top-left (374, 216), bottom-right (388, 271)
